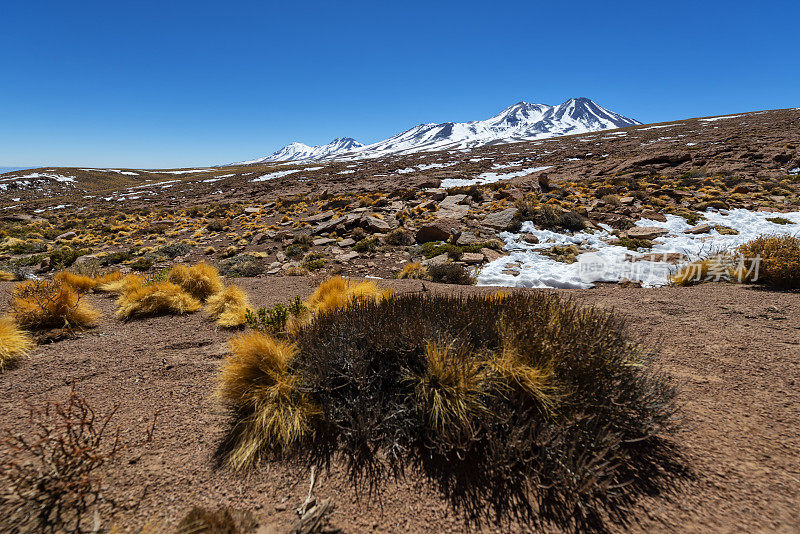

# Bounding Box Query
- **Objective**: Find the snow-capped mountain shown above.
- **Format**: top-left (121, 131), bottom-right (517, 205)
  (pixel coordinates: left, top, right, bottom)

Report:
top-left (236, 137), bottom-right (363, 165)
top-left (235, 98), bottom-right (639, 164)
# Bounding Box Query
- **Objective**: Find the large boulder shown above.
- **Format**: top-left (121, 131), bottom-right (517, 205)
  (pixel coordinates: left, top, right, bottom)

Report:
top-left (416, 219), bottom-right (460, 243)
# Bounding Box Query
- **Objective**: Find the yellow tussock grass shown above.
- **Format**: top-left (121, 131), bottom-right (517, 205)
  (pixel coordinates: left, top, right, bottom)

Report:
top-left (305, 276), bottom-right (394, 315)
top-left (97, 273), bottom-right (145, 294)
top-left (0, 270), bottom-right (17, 282)
top-left (54, 271), bottom-right (98, 293)
top-left (167, 261), bottom-right (223, 301)
top-left (218, 331), bottom-right (319, 469)
top-left (669, 256), bottom-right (735, 286)
top-left (489, 330), bottom-right (559, 413)
top-left (395, 262), bottom-right (430, 280)
top-left (0, 317), bottom-right (34, 369)
top-left (408, 340), bottom-right (489, 434)
top-left (10, 280), bottom-right (100, 330)
top-left (206, 285), bottom-right (250, 328)
top-left (116, 281), bottom-right (201, 320)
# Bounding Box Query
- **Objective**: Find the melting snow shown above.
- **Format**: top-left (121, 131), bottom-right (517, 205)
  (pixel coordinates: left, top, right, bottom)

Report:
top-left (477, 209), bottom-right (800, 289)
top-left (441, 166), bottom-right (552, 188)
top-left (251, 169), bottom-right (302, 182)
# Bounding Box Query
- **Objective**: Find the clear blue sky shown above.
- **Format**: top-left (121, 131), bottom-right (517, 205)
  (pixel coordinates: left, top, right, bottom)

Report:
top-left (1, 0), bottom-right (798, 168)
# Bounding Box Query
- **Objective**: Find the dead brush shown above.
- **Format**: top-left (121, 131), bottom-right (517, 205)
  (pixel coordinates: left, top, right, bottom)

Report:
top-left (0, 317), bottom-right (34, 370)
top-left (0, 390), bottom-right (120, 533)
top-left (217, 331), bottom-right (320, 470)
top-left (115, 281), bottom-right (201, 320)
top-left (9, 279), bottom-right (100, 331)
top-left (167, 261), bottom-right (224, 301)
top-left (206, 285), bottom-right (250, 328)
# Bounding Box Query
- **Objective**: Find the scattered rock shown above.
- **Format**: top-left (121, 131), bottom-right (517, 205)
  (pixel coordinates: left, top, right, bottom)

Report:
top-left (483, 208), bottom-right (518, 230)
top-left (481, 248), bottom-right (505, 262)
top-left (460, 252), bottom-right (485, 265)
top-left (685, 222), bottom-right (713, 234)
top-left (522, 233), bottom-right (539, 244)
top-left (56, 231), bottom-right (77, 241)
top-left (304, 210), bottom-right (335, 224)
top-left (626, 227), bottom-right (670, 240)
top-left (416, 220), bottom-right (460, 243)
top-left (456, 232), bottom-right (480, 246)
top-left (631, 252), bottom-right (688, 264)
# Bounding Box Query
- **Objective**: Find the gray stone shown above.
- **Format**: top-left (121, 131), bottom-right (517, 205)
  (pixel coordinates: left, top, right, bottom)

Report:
top-left (304, 210), bottom-right (335, 224)
top-left (483, 208), bottom-right (518, 230)
top-left (313, 216), bottom-right (346, 234)
top-left (461, 252), bottom-right (485, 265)
top-left (626, 226), bottom-right (670, 240)
top-left (685, 222), bottom-right (713, 234)
top-left (422, 253), bottom-right (450, 266)
top-left (456, 232), bottom-right (480, 246)
top-left (56, 231), bottom-right (77, 241)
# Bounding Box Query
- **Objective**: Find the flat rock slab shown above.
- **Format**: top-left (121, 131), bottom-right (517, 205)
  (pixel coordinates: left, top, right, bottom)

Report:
top-left (627, 226), bottom-right (670, 239)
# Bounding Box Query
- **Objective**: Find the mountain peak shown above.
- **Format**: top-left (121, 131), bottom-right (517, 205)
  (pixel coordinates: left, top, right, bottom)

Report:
top-left (232, 98), bottom-right (639, 164)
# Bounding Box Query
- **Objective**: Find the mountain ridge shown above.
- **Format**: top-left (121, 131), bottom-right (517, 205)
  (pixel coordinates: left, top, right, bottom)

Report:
top-left (233, 97), bottom-right (640, 164)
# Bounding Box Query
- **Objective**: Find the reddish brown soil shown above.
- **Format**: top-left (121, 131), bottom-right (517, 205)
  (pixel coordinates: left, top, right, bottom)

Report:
top-left (1, 279), bottom-right (798, 533)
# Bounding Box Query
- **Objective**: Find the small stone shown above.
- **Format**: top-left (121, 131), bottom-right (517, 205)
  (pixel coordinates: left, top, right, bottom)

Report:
top-left (522, 233), bottom-right (539, 244)
top-left (56, 231), bottom-right (77, 241)
top-left (626, 226), bottom-right (669, 240)
top-left (461, 252), bottom-right (485, 264)
top-left (456, 232), bottom-right (480, 246)
top-left (685, 222), bottom-right (713, 234)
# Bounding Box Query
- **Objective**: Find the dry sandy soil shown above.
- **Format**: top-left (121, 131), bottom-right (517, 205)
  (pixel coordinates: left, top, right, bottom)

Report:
top-left (1, 279), bottom-right (797, 533)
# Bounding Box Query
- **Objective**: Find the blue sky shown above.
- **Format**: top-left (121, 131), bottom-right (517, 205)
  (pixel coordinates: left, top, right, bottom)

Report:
top-left (1, 1), bottom-right (798, 168)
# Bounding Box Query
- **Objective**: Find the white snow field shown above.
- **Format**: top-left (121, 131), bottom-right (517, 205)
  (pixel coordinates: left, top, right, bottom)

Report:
top-left (440, 166), bottom-right (552, 188)
top-left (477, 209), bottom-right (800, 289)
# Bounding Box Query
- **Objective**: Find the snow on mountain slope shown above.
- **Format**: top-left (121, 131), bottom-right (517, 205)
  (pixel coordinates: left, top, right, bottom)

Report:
top-left (235, 98), bottom-right (640, 164)
top-left (236, 137), bottom-right (364, 165)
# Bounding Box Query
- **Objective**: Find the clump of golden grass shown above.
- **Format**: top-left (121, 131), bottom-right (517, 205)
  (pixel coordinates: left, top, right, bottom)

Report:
top-left (206, 286), bottom-right (250, 328)
top-left (305, 276), bottom-right (394, 316)
top-left (115, 281), bottom-right (201, 320)
top-left (217, 331), bottom-right (319, 469)
top-left (9, 280), bottom-right (100, 330)
top-left (737, 234), bottom-right (800, 289)
top-left (97, 273), bottom-right (145, 294)
top-left (54, 271), bottom-right (98, 293)
top-left (395, 262), bottom-right (430, 280)
top-left (0, 270), bottom-right (17, 282)
top-left (669, 255), bottom-right (736, 286)
top-left (488, 328), bottom-right (558, 412)
top-left (407, 340), bottom-right (489, 435)
top-left (0, 317), bottom-right (33, 369)
top-left (167, 262), bottom-right (223, 301)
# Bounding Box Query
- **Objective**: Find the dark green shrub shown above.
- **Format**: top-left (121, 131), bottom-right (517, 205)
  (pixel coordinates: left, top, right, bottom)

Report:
top-left (353, 237), bottom-right (379, 253)
top-left (217, 293), bottom-right (681, 532)
top-left (158, 242), bottom-right (190, 259)
top-left (49, 247), bottom-right (87, 268)
top-left (428, 263), bottom-right (476, 285)
top-left (218, 256), bottom-right (264, 278)
top-left (130, 257), bottom-right (153, 272)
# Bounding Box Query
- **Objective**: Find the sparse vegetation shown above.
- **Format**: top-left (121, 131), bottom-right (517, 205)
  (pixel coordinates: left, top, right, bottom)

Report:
top-left (395, 262), bottom-right (430, 280)
top-left (0, 391), bottom-right (120, 533)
